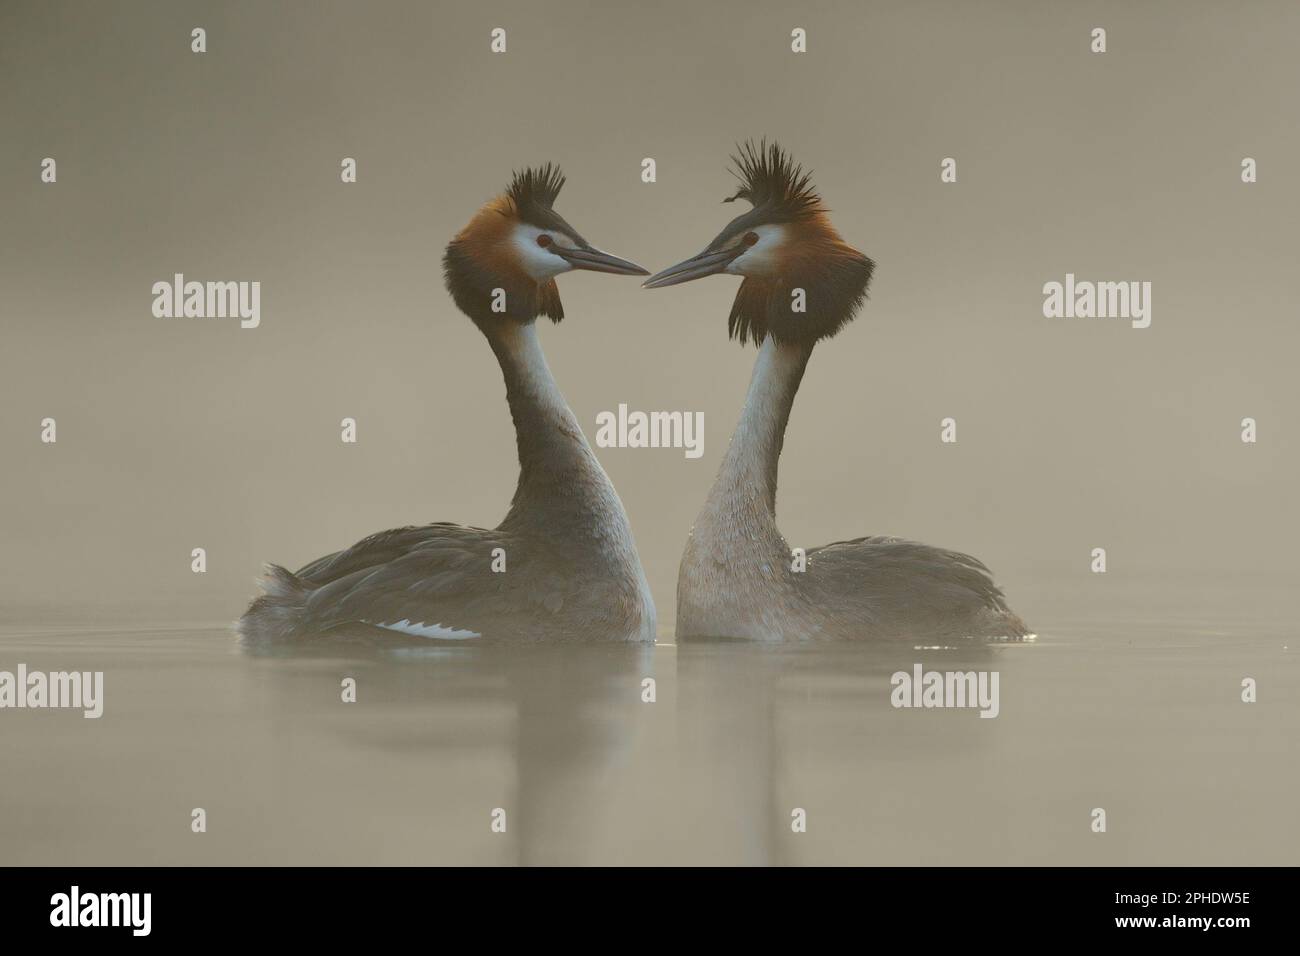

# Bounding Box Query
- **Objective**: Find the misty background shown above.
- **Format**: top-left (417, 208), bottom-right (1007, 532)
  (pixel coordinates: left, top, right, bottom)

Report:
top-left (2, 0), bottom-right (1296, 630)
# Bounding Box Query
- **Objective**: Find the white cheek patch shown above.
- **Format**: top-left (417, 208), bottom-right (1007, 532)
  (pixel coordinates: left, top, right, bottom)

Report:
top-left (725, 223), bottom-right (786, 275)
top-left (512, 224), bottom-right (571, 280)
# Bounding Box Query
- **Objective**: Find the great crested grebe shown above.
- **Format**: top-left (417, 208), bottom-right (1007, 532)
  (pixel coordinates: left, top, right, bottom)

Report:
top-left (645, 141), bottom-right (1030, 642)
top-left (238, 165), bottom-right (656, 644)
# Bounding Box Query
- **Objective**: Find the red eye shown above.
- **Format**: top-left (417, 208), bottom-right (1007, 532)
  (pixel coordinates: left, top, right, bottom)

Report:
top-left (743, 232), bottom-right (759, 246)
top-left (536, 234), bottom-right (553, 248)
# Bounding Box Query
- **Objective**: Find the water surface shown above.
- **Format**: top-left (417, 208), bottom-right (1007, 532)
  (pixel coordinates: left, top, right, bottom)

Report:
top-left (1, 598), bottom-right (1294, 865)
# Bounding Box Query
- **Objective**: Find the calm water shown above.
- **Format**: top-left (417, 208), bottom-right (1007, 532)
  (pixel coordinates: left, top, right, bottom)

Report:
top-left (1, 590), bottom-right (1295, 866)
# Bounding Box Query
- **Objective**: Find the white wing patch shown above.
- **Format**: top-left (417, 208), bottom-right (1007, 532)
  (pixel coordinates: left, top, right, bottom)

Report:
top-left (371, 619), bottom-right (482, 640)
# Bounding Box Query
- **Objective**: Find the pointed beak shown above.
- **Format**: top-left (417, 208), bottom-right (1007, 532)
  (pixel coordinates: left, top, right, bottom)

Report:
top-left (642, 247), bottom-right (742, 289)
top-left (555, 245), bottom-right (650, 276)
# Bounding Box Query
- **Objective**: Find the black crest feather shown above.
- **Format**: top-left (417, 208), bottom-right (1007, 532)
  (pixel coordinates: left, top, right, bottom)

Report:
top-left (724, 139), bottom-right (822, 221)
top-left (505, 164), bottom-right (566, 223)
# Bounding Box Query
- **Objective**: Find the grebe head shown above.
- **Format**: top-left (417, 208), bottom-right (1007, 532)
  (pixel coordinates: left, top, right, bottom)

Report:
top-left (643, 140), bottom-right (874, 346)
top-left (443, 164), bottom-right (648, 327)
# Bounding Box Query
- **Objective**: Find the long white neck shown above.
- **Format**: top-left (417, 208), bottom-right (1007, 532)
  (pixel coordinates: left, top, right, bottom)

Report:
top-left (694, 336), bottom-right (812, 554)
top-left (494, 322), bottom-right (578, 446)
top-left (489, 321), bottom-right (656, 639)
top-left (486, 322), bottom-right (607, 526)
